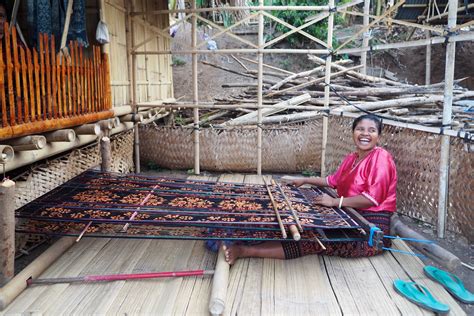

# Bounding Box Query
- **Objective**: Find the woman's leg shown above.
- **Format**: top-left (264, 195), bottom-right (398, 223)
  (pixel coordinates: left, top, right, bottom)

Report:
top-left (224, 241), bottom-right (285, 264)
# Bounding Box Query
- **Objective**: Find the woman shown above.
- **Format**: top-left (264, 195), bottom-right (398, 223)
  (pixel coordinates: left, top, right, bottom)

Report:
top-left (224, 114), bottom-right (397, 264)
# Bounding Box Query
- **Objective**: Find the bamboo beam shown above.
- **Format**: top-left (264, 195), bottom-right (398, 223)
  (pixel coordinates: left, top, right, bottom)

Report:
top-left (257, 0), bottom-right (264, 175)
top-left (425, 29), bottom-right (431, 85)
top-left (240, 56), bottom-right (295, 75)
top-left (132, 6), bottom-right (331, 16)
top-left (74, 123), bottom-right (101, 136)
top-left (192, 4), bottom-right (200, 175)
top-left (0, 146), bottom-right (14, 163)
top-left (321, 0), bottom-right (336, 177)
top-left (5, 135), bottom-right (46, 151)
top-left (209, 248), bottom-right (230, 316)
top-left (133, 48), bottom-right (330, 55)
top-left (0, 179), bottom-right (15, 286)
top-left (100, 136), bottom-right (111, 172)
top-left (427, 3), bottom-right (474, 21)
top-left (44, 129), bottom-right (76, 142)
top-left (360, 0), bottom-right (370, 75)
top-left (437, 0), bottom-right (457, 239)
top-left (0, 41), bottom-right (7, 127)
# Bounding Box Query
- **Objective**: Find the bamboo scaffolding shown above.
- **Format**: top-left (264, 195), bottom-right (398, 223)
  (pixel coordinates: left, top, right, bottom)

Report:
top-left (257, 0), bottom-right (264, 175)
top-left (192, 5), bottom-right (200, 175)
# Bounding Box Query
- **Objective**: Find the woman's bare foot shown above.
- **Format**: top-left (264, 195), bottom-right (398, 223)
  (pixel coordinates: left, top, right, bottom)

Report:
top-left (223, 244), bottom-right (244, 265)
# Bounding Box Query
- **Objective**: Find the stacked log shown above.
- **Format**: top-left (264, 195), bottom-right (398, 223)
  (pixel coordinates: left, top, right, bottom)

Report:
top-left (194, 54), bottom-right (473, 130)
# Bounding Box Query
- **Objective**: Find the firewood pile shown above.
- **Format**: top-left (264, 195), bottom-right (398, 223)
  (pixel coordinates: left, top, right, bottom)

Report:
top-left (190, 54), bottom-right (474, 132)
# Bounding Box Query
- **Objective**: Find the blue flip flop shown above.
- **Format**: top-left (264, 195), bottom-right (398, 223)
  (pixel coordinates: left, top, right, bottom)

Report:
top-left (393, 279), bottom-right (450, 314)
top-left (424, 265), bottom-right (474, 304)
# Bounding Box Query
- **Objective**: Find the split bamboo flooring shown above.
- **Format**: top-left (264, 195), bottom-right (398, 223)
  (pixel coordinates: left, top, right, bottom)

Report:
top-left (1, 172), bottom-right (466, 315)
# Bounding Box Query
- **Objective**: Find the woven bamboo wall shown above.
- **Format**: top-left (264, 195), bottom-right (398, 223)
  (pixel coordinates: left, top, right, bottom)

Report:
top-left (105, 0), bottom-right (173, 107)
top-left (140, 120), bottom-right (323, 172)
top-left (14, 130), bottom-right (134, 209)
top-left (326, 116), bottom-right (473, 242)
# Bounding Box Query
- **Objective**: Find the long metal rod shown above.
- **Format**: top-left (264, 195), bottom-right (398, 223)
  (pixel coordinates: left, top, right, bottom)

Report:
top-left (437, 0), bottom-right (458, 239)
top-left (263, 178), bottom-right (287, 239)
top-left (27, 269), bottom-right (215, 285)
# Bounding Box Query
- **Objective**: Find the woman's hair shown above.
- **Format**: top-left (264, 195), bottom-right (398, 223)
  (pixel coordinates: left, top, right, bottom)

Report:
top-left (352, 114), bottom-right (383, 135)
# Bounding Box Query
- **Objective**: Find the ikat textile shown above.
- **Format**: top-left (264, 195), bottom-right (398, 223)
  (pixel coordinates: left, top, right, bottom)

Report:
top-left (16, 171), bottom-right (363, 242)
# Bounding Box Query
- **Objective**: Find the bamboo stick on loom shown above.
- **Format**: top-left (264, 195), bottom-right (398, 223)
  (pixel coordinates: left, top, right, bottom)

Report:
top-left (19, 47), bottom-right (29, 122)
top-left (12, 27), bottom-right (23, 123)
top-left (56, 54), bottom-right (63, 118)
top-left (26, 48), bottom-right (36, 122)
top-left (5, 26), bottom-right (15, 125)
top-left (263, 178), bottom-right (287, 239)
top-left (44, 34), bottom-right (52, 119)
top-left (273, 180), bottom-right (303, 240)
top-left (51, 35), bottom-right (57, 118)
top-left (39, 36), bottom-right (46, 120)
top-left (33, 50), bottom-right (41, 121)
top-left (0, 41), bottom-right (7, 127)
top-left (27, 270), bottom-right (215, 286)
top-left (70, 41), bottom-right (77, 115)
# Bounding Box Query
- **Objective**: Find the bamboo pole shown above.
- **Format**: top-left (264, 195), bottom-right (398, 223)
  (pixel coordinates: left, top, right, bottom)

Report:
top-left (437, 0), bottom-right (457, 239)
top-left (209, 247), bottom-right (230, 316)
top-left (44, 129), bottom-right (76, 142)
top-left (257, 0), bottom-right (264, 175)
top-left (5, 135), bottom-right (47, 151)
top-left (192, 1), bottom-right (200, 175)
top-left (126, 2), bottom-right (140, 173)
top-left (0, 42), bottom-right (6, 127)
top-left (0, 146), bottom-right (14, 163)
top-left (425, 29), bottom-right (431, 85)
top-left (321, 0), bottom-right (335, 177)
top-left (360, 0), bottom-right (370, 75)
top-left (132, 6), bottom-right (331, 16)
top-left (12, 27), bottom-right (23, 123)
top-left (0, 179), bottom-right (15, 286)
top-left (4, 26), bottom-right (15, 125)
top-left (134, 48), bottom-right (330, 55)
top-left (60, 0), bottom-right (74, 50)
top-left (100, 136), bottom-right (111, 172)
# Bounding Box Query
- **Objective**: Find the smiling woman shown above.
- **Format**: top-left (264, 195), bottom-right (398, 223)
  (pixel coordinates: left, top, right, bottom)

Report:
top-left (222, 114), bottom-right (398, 264)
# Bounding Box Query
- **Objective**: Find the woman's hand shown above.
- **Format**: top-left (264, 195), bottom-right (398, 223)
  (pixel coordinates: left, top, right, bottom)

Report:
top-left (291, 178), bottom-right (306, 187)
top-left (314, 193), bottom-right (337, 207)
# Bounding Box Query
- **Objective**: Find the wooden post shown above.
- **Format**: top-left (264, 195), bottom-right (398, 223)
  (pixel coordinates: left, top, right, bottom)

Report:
top-left (192, 0), bottom-right (200, 175)
top-left (320, 0), bottom-right (335, 177)
top-left (209, 247), bottom-right (230, 316)
top-left (257, 0), bottom-right (264, 175)
top-left (127, 2), bottom-right (140, 173)
top-left (425, 29), bottom-right (431, 85)
top-left (100, 136), bottom-right (111, 172)
top-left (0, 179), bottom-right (15, 286)
top-left (361, 0), bottom-right (370, 75)
top-left (437, 0), bottom-right (457, 239)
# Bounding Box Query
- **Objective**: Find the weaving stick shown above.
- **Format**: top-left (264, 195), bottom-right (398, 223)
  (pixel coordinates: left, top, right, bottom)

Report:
top-left (122, 184), bottom-right (160, 232)
top-left (273, 180), bottom-right (303, 232)
top-left (263, 177), bottom-right (287, 239)
top-left (75, 221), bottom-right (92, 242)
top-left (27, 269), bottom-right (214, 285)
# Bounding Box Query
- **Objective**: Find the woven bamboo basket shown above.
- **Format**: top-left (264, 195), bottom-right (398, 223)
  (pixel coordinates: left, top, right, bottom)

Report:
top-left (139, 119), bottom-right (323, 173)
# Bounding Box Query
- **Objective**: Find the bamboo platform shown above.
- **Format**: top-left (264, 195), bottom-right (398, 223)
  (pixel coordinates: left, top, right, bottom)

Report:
top-left (1, 173), bottom-right (466, 315)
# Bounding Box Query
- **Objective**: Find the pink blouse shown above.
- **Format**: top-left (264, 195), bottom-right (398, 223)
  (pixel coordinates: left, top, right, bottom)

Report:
top-left (326, 147), bottom-right (397, 212)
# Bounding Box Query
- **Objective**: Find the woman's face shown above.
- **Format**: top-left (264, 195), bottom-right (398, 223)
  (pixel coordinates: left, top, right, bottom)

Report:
top-left (352, 119), bottom-right (379, 154)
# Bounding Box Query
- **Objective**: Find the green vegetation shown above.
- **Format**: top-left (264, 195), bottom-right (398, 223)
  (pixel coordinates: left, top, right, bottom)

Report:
top-left (172, 56), bottom-right (186, 67)
top-left (250, 0), bottom-right (346, 47)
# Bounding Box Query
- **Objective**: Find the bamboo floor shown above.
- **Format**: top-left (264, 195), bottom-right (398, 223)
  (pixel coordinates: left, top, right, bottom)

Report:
top-left (1, 172), bottom-right (466, 315)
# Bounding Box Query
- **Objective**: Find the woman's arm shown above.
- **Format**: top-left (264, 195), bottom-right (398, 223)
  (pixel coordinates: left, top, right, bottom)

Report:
top-left (292, 177), bottom-right (329, 188)
top-left (314, 193), bottom-right (375, 209)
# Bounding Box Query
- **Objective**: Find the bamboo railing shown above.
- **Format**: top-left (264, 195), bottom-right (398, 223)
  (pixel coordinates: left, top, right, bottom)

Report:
top-left (0, 22), bottom-right (113, 140)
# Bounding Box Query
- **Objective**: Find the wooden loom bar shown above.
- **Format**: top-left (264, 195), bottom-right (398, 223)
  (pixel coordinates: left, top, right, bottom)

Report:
top-left (19, 47), bottom-right (29, 122)
top-left (263, 178), bottom-right (287, 239)
top-left (80, 43), bottom-right (85, 115)
top-left (12, 27), bottom-right (23, 123)
top-left (274, 181), bottom-right (303, 232)
top-left (0, 179), bottom-right (15, 286)
top-left (0, 41), bottom-right (7, 127)
top-left (39, 35), bottom-right (46, 120)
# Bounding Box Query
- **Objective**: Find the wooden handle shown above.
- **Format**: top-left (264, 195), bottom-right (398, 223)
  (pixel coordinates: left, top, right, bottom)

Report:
top-left (289, 225), bottom-right (301, 241)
